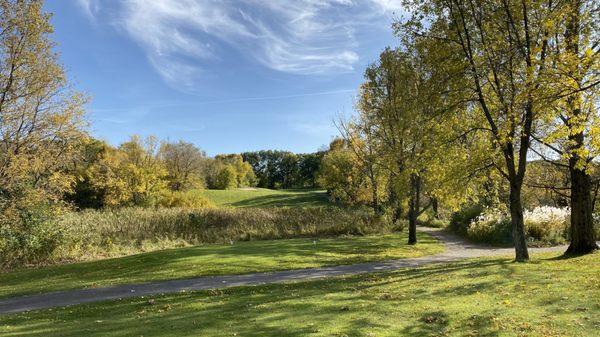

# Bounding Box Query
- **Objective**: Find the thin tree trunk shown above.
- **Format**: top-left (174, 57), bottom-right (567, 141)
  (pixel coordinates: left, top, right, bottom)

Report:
top-left (432, 197), bottom-right (439, 219)
top-left (387, 173), bottom-right (403, 223)
top-left (370, 171), bottom-right (381, 215)
top-left (509, 181), bottom-right (529, 261)
top-left (408, 173), bottom-right (420, 245)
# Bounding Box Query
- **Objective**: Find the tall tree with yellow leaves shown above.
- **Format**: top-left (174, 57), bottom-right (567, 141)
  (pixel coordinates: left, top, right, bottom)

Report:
top-left (0, 0), bottom-right (86, 214)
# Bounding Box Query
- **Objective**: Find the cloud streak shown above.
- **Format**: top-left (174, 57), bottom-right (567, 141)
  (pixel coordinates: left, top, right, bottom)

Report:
top-left (76, 0), bottom-right (100, 20)
top-left (79, 1), bottom-right (403, 91)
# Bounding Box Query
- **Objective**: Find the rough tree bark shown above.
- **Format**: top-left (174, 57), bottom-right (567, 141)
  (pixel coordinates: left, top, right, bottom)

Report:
top-left (508, 180), bottom-right (529, 261)
top-left (564, 0), bottom-right (598, 254)
top-left (567, 165), bottom-right (598, 254)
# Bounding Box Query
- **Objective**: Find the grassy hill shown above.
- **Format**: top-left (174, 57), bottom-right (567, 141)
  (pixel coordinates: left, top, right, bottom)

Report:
top-left (197, 188), bottom-right (332, 208)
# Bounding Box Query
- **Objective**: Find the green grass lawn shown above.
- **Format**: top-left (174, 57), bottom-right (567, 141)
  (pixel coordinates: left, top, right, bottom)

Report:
top-left (0, 232), bottom-right (441, 299)
top-left (197, 188), bottom-right (331, 207)
top-left (1, 252), bottom-right (597, 337)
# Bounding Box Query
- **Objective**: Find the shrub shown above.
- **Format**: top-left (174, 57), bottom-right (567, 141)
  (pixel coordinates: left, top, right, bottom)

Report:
top-left (0, 205), bottom-right (64, 269)
top-left (157, 191), bottom-right (214, 209)
top-left (215, 165), bottom-right (238, 190)
top-left (454, 205), bottom-right (572, 246)
top-left (466, 208), bottom-right (512, 245)
top-left (423, 218), bottom-right (448, 228)
top-left (448, 204), bottom-right (483, 235)
top-left (524, 206), bottom-right (569, 245)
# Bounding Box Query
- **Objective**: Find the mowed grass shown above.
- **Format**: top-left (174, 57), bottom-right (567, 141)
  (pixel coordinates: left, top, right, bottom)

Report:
top-left (197, 188), bottom-right (331, 207)
top-left (0, 231), bottom-right (441, 299)
top-left (1, 252), bottom-right (598, 337)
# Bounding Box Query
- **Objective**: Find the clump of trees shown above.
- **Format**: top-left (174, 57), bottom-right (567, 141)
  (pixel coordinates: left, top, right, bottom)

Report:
top-left (68, 137), bottom-right (209, 208)
top-left (69, 138), bottom-right (263, 208)
top-left (206, 154), bottom-right (256, 190)
top-left (242, 150), bottom-right (324, 189)
top-left (318, 0), bottom-right (599, 259)
top-left (317, 138), bottom-right (383, 208)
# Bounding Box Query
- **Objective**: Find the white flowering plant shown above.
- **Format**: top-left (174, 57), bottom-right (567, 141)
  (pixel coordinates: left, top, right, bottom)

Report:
top-left (465, 205), bottom-right (571, 245)
top-left (524, 206), bottom-right (570, 244)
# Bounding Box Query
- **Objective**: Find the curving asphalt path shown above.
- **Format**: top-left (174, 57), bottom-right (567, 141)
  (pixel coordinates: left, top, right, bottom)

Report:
top-left (0, 227), bottom-right (569, 315)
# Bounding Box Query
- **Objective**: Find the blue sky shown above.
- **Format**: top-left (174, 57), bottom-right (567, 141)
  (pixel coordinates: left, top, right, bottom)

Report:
top-left (45, 0), bottom-right (402, 155)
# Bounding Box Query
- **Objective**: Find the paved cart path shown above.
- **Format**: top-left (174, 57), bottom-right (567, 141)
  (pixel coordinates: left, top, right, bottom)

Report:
top-left (0, 227), bottom-right (569, 315)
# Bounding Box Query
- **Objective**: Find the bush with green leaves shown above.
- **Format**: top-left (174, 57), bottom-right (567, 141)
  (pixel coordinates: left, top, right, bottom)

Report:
top-left (0, 205), bottom-right (64, 269)
top-left (214, 165), bottom-right (238, 190)
top-left (448, 204), bottom-right (483, 235)
top-left (423, 218), bottom-right (448, 228)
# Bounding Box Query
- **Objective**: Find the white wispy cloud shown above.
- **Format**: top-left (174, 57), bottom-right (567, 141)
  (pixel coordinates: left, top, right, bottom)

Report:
top-left (370, 0), bottom-right (404, 12)
top-left (76, 0), bottom-right (100, 20)
top-left (78, 0), bottom-right (403, 91)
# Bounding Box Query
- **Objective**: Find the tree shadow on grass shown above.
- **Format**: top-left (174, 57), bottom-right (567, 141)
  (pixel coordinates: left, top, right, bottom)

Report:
top-left (401, 311), bottom-right (450, 336)
top-left (0, 258), bottom-right (518, 337)
top-left (229, 191), bottom-right (330, 208)
top-left (0, 232), bottom-right (439, 298)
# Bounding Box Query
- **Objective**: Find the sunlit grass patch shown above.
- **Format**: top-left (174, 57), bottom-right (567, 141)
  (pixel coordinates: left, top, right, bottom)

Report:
top-left (0, 231), bottom-right (441, 299)
top-left (1, 251), bottom-right (597, 337)
top-left (197, 188), bottom-right (331, 207)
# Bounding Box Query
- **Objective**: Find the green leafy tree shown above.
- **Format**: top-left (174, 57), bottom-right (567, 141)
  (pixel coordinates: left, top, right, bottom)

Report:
top-left (67, 138), bottom-right (110, 209)
top-left (357, 45), bottom-right (473, 243)
top-left (317, 139), bottom-right (370, 206)
top-left (215, 164), bottom-right (238, 190)
top-left (533, 0), bottom-right (599, 254)
top-left (401, 0), bottom-right (566, 260)
top-left (241, 150), bottom-right (323, 188)
top-left (337, 115), bottom-right (385, 215)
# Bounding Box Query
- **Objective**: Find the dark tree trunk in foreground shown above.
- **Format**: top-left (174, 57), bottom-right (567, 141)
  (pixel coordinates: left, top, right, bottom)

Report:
top-left (508, 182), bottom-right (529, 261)
top-left (563, 0), bottom-right (598, 255)
top-left (566, 161), bottom-right (598, 254)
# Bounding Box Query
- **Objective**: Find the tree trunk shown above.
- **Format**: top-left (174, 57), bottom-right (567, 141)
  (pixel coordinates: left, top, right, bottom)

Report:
top-left (563, 0), bottom-right (598, 255)
top-left (407, 174), bottom-right (420, 245)
top-left (432, 197), bottom-right (439, 219)
top-left (509, 182), bottom-right (529, 261)
top-left (566, 164), bottom-right (598, 254)
top-left (371, 172), bottom-right (381, 215)
top-left (408, 207), bottom-right (417, 245)
top-left (387, 175), bottom-right (403, 223)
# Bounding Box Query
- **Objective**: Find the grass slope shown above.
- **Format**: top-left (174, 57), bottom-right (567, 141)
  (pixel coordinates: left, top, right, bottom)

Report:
top-left (1, 252), bottom-right (598, 337)
top-left (198, 188), bottom-right (331, 207)
top-left (0, 232), bottom-right (441, 299)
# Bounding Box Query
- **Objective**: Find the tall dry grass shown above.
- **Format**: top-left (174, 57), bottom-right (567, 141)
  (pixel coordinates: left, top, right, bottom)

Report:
top-left (52, 207), bottom-right (395, 263)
